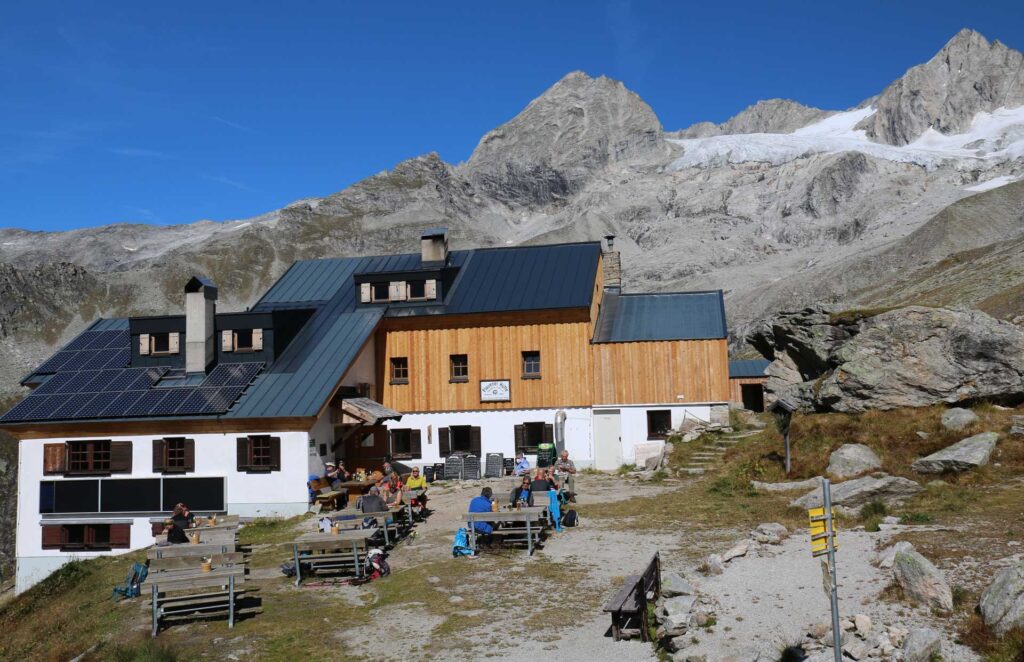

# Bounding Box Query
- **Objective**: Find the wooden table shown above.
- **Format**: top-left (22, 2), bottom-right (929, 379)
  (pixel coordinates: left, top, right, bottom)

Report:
top-left (185, 528), bottom-right (237, 545)
top-left (287, 530), bottom-right (376, 586)
top-left (314, 489), bottom-right (346, 510)
top-left (335, 479), bottom-right (376, 493)
top-left (149, 541), bottom-right (236, 559)
top-left (465, 507), bottom-right (546, 555)
top-left (149, 567), bottom-right (244, 636)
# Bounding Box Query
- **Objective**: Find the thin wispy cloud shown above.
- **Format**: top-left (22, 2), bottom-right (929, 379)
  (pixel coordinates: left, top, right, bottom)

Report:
top-left (202, 173), bottom-right (257, 193)
top-left (109, 147), bottom-right (172, 159)
top-left (212, 115), bottom-right (254, 132)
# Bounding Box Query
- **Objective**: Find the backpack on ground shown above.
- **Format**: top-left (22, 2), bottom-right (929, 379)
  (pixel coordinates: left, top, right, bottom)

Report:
top-left (364, 548), bottom-right (390, 580)
top-left (112, 562), bottom-right (149, 600)
top-left (561, 509), bottom-right (579, 527)
top-left (452, 527), bottom-right (474, 557)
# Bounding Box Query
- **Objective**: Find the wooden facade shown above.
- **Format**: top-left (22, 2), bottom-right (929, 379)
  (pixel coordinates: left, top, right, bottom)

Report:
top-left (591, 339), bottom-right (730, 406)
top-left (729, 376), bottom-right (767, 411)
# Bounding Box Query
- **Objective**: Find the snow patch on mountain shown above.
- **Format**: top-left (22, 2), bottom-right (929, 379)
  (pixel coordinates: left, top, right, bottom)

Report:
top-left (964, 175), bottom-right (1022, 192)
top-left (668, 105), bottom-right (1024, 170)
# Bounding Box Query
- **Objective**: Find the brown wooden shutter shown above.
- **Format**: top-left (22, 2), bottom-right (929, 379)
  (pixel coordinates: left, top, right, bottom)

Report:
top-left (360, 283), bottom-right (372, 303)
top-left (222, 330), bottom-right (233, 352)
top-left (139, 334), bottom-right (150, 355)
top-left (387, 430), bottom-right (394, 456)
top-left (43, 443), bottom-right (67, 475)
top-left (269, 436), bottom-right (281, 471)
top-left (168, 332), bottom-right (180, 354)
top-left (424, 279), bottom-right (437, 300)
top-left (109, 523), bottom-right (131, 548)
top-left (236, 437), bottom-right (250, 471)
top-left (439, 428), bottom-right (450, 457)
top-left (110, 441), bottom-right (133, 473)
top-left (184, 438), bottom-right (195, 472)
top-left (410, 430), bottom-right (422, 457)
top-left (252, 328), bottom-right (264, 351)
top-left (470, 426), bottom-right (482, 457)
top-left (151, 521), bottom-right (165, 536)
top-left (543, 424), bottom-right (554, 444)
top-left (41, 525), bottom-right (63, 549)
top-left (152, 439), bottom-right (166, 472)
top-left (514, 425), bottom-right (525, 452)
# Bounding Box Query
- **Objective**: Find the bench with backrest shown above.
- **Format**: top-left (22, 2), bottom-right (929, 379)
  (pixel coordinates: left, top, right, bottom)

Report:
top-left (148, 552), bottom-right (245, 574)
top-left (149, 567), bottom-right (249, 636)
top-left (286, 535), bottom-right (372, 586)
top-left (148, 541), bottom-right (237, 559)
top-left (603, 553), bottom-right (661, 642)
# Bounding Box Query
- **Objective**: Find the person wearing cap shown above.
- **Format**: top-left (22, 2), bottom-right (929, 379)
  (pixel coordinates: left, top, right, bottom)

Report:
top-left (307, 474), bottom-right (321, 503)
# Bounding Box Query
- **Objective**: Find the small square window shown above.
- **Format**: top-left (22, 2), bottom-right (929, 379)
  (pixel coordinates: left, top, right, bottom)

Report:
top-left (151, 333), bottom-right (170, 354)
top-left (647, 410), bottom-right (672, 439)
top-left (67, 440), bottom-right (111, 473)
top-left (234, 329), bottom-right (254, 351)
top-left (372, 282), bottom-right (390, 302)
top-left (407, 280), bottom-right (426, 300)
top-left (250, 436), bottom-right (272, 468)
top-left (165, 437), bottom-right (186, 471)
top-left (450, 354), bottom-right (468, 382)
top-left (390, 357), bottom-right (409, 384)
top-left (522, 351), bottom-right (541, 379)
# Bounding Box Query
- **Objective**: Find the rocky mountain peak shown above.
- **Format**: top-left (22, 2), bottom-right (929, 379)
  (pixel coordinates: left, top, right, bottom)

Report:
top-left (857, 28), bottom-right (1024, 145)
top-left (462, 71), bottom-right (667, 206)
top-left (670, 98), bottom-right (834, 138)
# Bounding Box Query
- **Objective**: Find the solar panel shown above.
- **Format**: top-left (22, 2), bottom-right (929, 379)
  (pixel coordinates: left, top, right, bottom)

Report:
top-left (52, 396), bottom-right (88, 419)
top-left (21, 394), bottom-right (74, 421)
top-left (63, 332), bottom-right (99, 352)
top-left (101, 348), bottom-right (131, 369)
top-left (0, 397), bottom-right (40, 422)
top-left (104, 330), bottom-right (130, 348)
top-left (75, 392), bottom-right (121, 419)
top-left (82, 348), bottom-right (121, 371)
top-left (81, 369), bottom-right (122, 393)
top-left (100, 390), bottom-right (147, 417)
top-left (215, 386), bottom-right (244, 410)
top-left (83, 330), bottom-right (120, 350)
top-left (149, 388), bottom-right (194, 416)
top-left (59, 350), bottom-right (100, 372)
top-left (177, 388), bottom-right (220, 415)
top-left (103, 368), bottom-right (144, 392)
top-left (55, 371), bottom-right (100, 394)
top-left (203, 362), bottom-right (263, 388)
top-left (33, 372), bottom-right (77, 395)
top-left (124, 390), bottom-right (168, 417)
top-left (35, 351), bottom-right (76, 374)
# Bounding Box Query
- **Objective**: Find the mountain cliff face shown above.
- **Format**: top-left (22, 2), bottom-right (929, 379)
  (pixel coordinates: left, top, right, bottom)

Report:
top-left (1, 29), bottom-right (1023, 407)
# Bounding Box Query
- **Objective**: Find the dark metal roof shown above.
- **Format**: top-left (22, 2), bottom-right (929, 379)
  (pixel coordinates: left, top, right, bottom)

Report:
top-left (729, 359), bottom-right (771, 378)
top-left (592, 291), bottom-right (727, 343)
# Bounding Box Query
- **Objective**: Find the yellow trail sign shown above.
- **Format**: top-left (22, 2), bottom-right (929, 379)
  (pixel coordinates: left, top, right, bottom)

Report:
top-left (808, 507), bottom-right (839, 557)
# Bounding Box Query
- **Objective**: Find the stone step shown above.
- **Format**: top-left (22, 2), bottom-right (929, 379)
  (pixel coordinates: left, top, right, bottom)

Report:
top-left (678, 468), bottom-right (706, 475)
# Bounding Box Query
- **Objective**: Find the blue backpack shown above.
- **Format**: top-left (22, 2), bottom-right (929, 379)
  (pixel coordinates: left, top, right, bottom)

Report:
top-left (112, 562), bottom-right (149, 600)
top-left (452, 527), bottom-right (474, 557)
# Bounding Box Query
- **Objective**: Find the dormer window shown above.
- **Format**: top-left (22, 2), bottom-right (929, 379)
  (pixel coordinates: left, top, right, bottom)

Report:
top-left (139, 332), bottom-right (180, 356)
top-left (360, 278), bottom-right (438, 303)
top-left (221, 329), bottom-right (263, 353)
top-left (407, 280), bottom-right (426, 301)
top-left (372, 283), bottom-right (390, 302)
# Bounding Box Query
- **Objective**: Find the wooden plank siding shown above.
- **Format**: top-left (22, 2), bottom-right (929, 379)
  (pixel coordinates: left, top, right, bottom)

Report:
top-left (591, 339), bottom-right (729, 406)
top-left (729, 376), bottom-right (767, 405)
top-left (377, 317), bottom-right (594, 413)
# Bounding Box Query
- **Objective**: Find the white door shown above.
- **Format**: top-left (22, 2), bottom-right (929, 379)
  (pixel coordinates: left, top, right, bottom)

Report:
top-left (593, 409), bottom-right (622, 471)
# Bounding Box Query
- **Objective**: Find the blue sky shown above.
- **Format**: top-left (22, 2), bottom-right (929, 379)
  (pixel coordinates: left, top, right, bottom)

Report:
top-left (2, 1), bottom-right (1023, 232)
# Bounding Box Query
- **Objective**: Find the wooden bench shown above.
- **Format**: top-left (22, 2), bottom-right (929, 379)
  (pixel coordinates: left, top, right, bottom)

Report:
top-left (603, 553), bottom-right (661, 642)
top-left (286, 531), bottom-right (375, 586)
top-left (149, 553), bottom-right (245, 573)
top-left (149, 569), bottom-right (249, 636)
top-left (148, 542), bottom-right (236, 559)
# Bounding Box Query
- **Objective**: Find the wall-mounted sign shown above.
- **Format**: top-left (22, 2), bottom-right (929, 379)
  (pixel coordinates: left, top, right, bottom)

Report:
top-left (480, 379), bottom-right (511, 402)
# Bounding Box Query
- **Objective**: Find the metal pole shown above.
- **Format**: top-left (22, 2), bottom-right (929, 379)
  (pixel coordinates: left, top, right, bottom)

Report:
top-left (823, 479), bottom-right (842, 661)
top-left (784, 431), bottom-right (791, 475)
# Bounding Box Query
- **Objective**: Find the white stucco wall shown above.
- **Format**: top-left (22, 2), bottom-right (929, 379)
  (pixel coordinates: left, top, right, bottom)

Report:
top-left (15, 430), bottom-right (309, 593)
top-left (615, 403), bottom-right (713, 464)
top-left (384, 407), bottom-right (593, 468)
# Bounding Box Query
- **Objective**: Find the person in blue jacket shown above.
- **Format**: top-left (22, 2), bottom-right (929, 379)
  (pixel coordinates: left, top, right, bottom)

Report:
top-left (468, 487), bottom-right (496, 546)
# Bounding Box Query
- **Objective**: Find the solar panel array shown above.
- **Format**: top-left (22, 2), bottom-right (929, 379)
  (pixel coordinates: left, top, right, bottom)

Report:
top-left (34, 330), bottom-right (131, 374)
top-left (0, 355), bottom-right (264, 423)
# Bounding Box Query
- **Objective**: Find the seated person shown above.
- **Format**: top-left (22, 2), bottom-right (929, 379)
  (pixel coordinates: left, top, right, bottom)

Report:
top-left (512, 452), bottom-right (531, 476)
top-left (405, 466), bottom-right (429, 509)
top-left (468, 487), bottom-right (496, 546)
top-left (173, 502), bottom-right (196, 528)
top-left (554, 451), bottom-right (577, 501)
top-left (383, 484), bottom-right (404, 508)
top-left (359, 486), bottom-right (389, 513)
top-left (307, 474), bottom-right (322, 503)
top-left (531, 467), bottom-right (552, 492)
top-left (509, 476), bottom-right (534, 507)
top-left (165, 518), bottom-right (188, 544)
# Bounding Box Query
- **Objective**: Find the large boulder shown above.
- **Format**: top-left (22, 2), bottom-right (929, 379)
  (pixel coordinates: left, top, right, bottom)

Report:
top-left (979, 561), bottom-right (1024, 636)
top-left (748, 306), bottom-right (1024, 412)
top-left (941, 407), bottom-right (979, 430)
top-left (893, 550), bottom-right (954, 612)
top-left (827, 444), bottom-right (882, 479)
top-left (911, 432), bottom-right (999, 474)
top-left (662, 572), bottom-right (694, 598)
top-left (902, 628), bottom-right (941, 662)
top-left (791, 474), bottom-right (922, 510)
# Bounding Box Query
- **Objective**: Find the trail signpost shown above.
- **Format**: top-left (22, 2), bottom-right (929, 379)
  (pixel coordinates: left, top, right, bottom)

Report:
top-left (808, 478), bottom-right (842, 661)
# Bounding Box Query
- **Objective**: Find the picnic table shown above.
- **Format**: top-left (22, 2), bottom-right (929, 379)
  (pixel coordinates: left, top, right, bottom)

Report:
top-left (149, 566), bottom-right (246, 636)
top-left (148, 541), bottom-right (236, 559)
top-left (286, 529), bottom-right (376, 586)
top-left (334, 478), bottom-right (376, 493)
top-left (149, 552), bottom-right (245, 573)
top-left (184, 528), bottom-right (237, 545)
top-left (465, 506), bottom-right (547, 555)
top-left (314, 488), bottom-right (347, 511)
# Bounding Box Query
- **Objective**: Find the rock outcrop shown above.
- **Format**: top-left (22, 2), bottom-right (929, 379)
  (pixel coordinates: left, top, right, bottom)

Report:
top-left (911, 431), bottom-right (999, 474)
top-left (901, 627), bottom-right (941, 662)
top-left (749, 306), bottom-right (1024, 412)
top-left (791, 474), bottom-right (922, 510)
top-left (941, 407), bottom-right (979, 430)
top-left (671, 98), bottom-right (834, 138)
top-left (893, 550), bottom-right (954, 612)
top-left (827, 444), bottom-right (882, 479)
top-left (979, 561), bottom-right (1024, 636)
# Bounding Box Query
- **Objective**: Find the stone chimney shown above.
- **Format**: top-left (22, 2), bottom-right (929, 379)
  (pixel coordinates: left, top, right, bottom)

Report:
top-left (184, 276), bottom-right (218, 373)
top-left (420, 227), bottom-right (449, 267)
top-left (602, 235), bottom-right (621, 292)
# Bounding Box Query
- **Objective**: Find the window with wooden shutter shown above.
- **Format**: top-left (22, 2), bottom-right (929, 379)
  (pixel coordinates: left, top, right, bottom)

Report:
top-left (236, 437), bottom-right (250, 471)
top-left (156, 437), bottom-right (194, 473)
top-left (543, 424), bottom-right (554, 445)
top-left (151, 521), bottom-right (166, 536)
top-left (388, 281), bottom-right (407, 301)
top-left (41, 525), bottom-right (62, 549)
top-left (439, 427), bottom-right (451, 457)
top-left (410, 430), bottom-right (422, 457)
top-left (183, 438), bottom-right (195, 472)
top-left (109, 523), bottom-right (131, 548)
top-left (252, 328), bottom-right (263, 351)
top-left (517, 422), bottom-right (545, 454)
top-left (67, 440), bottom-right (112, 474)
top-left (407, 280), bottom-right (427, 300)
top-left (360, 282), bottom-right (372, 303)
top-left (514, 425), bottom-right (526, 454)
top-left (139, 334), bottom-right (151, 355)
top-left (238, 435), bottom-right (281, 472)
top-left (152, 439), bottom-right (166, 472)
top-left (110, 441), bottom-right (133, 473)
top-left (43, 443), bottom-right (67, 475)
top-left (168, 332), bottom-right (180, 354)
top-left (469, 426), bottom-right (482, 458)
top-left (424, 279), bottom-right (437, 300)
top-left (222, 330), bottom-right (234, 352)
